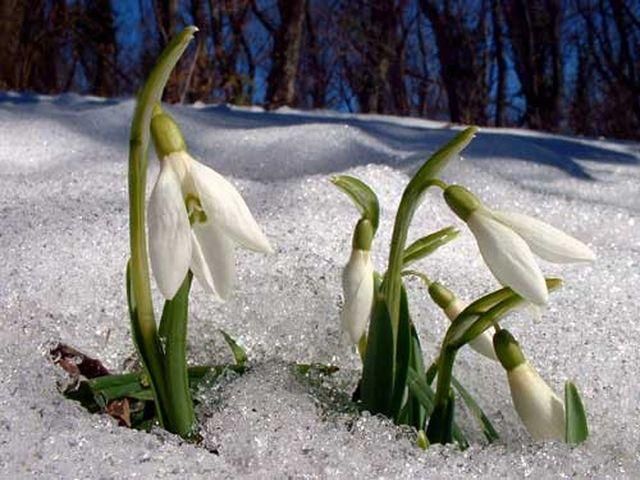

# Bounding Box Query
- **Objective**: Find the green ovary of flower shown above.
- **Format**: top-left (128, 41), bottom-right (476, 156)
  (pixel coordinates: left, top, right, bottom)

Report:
top-left (185, 193), bottom-right (207, 225)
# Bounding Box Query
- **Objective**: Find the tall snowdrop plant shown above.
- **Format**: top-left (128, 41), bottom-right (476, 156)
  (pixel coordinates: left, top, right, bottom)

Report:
top-left (126, 27), bottom-right (271, 438)
top-left (332, 128), bottom-right (592, 448)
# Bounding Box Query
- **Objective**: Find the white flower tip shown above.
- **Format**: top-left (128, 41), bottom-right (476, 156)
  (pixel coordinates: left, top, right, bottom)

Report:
top-left (508, 362), bottom-right (566, 441)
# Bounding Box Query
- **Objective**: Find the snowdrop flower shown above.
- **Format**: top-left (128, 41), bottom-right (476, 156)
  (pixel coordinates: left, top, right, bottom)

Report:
top-left (148, 108), bottom-right (273, 300)
top-left (341, 219), bottom-right (375, 344)
top-left (493, 329), bottom-right (565, 441)
top-left (428, 282), bottom-right (497, 360)
top-left (443, 185), bottom-right (595, 305)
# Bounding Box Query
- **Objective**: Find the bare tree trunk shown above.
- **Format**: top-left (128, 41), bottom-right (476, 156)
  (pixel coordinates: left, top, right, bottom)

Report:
top-left (0, 0), bottom-right (28, 89)
top-left (420, 0), bottom-right (489, 124)
top-left (265, 0), bottom-right (307, 109)
top-left (81, 0), bottom-right (118, 97)
top-left (492, 0), bottom-right (506, 126)
top-left (502, 0), bottom-right (563, 130)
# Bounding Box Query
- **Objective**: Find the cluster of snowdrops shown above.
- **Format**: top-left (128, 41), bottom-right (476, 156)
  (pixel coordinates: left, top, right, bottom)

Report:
top-left (114, 27), bottom-right (592, 447)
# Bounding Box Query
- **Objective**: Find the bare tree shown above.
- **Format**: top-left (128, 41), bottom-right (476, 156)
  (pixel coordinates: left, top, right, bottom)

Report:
top-left (502, 0), bottom-right (563, 130)
top-left (577, 0), bottom-right (640, 138)
top-left (419, 0), bottom-right (490, 124)
top-left (338, 0), bottom-right (409, 114)
top-left (76, 0), bottom-right (118, 97)
top-left (491, 0), bottom-right (507, 126)
top-left (264, 0), bottom-right (308, 109)
top-left (0, 0), bottom-right (28, 89)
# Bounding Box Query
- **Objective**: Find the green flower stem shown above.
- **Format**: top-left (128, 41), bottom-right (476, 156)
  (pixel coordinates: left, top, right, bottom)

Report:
top-left (127, 26), bottom-right (197, 433)
top-left (383, 128), bottom-right (477, 346)
top-left (426, 346), bottom-right (457, 444)
top-left (159, 272), bottom-right (194, 437)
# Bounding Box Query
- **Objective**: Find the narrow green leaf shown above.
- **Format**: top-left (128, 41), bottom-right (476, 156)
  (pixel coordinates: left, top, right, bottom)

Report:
top-left (407, 367), bottom-right (469, 449)
top-left (125, 260), bottom-right (136, 321)
top-left (331, 175), bottom-right (380, 232)
top-left (361, 295), bottom-right (395, 415)
top-left (402, 227), bottom-right (459, 266)
top-left (446, 278), bottom-right (563, 350)
top-left (157, 272), bottom-right (194, 437)
top-left (406, 367), bottom-right (435, 415)
top-left (407, 326), bottom-right (427, 429)
top-left (219, 330), bottom-right (248, 367)
top-left (390, 283), bottom-right (412, 419)
top-left (411, 127), bottom-right (478, 192)
top-left (451, 376), bottom-right (499, 443)
top-left (565, 381), bottom-right (589, 444)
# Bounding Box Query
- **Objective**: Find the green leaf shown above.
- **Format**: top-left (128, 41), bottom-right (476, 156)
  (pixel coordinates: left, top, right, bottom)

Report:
top-left (219, 330), bottom-right (248, 367)
top-left (360, 294), bottom-right (395, 416)
top-left (407, 326), bottom-right (427, 429)
top-left (565, 381), bottom-right (589, 444)
top-left (125, 260), bottom-right (137, 321)
top-left (406, 367), bottom-right (469, 449)
top-left (406, 367), bottom-right (435, 415)
top-left (445, 278), bottom-right (563, 350)
top-left (158, 272), bottom-right (195, 437)
top-left (390, 283), bottom-right (412, 419)
top-left (331, 175), bottom-right (380, 232)
top-left (451, 376), bottom-right (499, 443)
top-left (402, 227), bottom-right (459, 266)
top-left (410, 127), bottom-right (477, 192)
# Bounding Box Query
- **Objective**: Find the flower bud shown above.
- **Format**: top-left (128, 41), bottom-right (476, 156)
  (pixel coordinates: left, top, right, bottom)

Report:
top-left (443, 185), bottom-right (482, 222)
top-left (352, 218), bottom-right (374, 251)
top-left (341, 249), bottom-right (374, 344)
top-left (494, 329), bottom-right (565, 441)
top-left (428, 282), bottom-right (497, 360)
top-left (151, 106), bottom-right (186, 158)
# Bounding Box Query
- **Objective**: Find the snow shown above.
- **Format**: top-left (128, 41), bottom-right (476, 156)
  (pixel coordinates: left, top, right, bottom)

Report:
top-left (1, 92), bottom-right (639, 478)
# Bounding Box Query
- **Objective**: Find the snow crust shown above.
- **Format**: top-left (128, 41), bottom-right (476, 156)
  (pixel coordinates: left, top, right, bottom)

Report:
top-left (1, 92), bottom-right (639, 478)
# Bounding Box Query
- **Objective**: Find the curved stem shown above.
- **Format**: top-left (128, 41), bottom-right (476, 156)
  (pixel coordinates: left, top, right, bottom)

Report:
top-left (127, 26), bottom-right (197, 431)
top-left (383, 128), bottom-right (476, 345)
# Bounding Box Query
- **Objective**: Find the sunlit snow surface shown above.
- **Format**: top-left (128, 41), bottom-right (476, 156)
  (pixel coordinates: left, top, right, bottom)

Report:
top-left (1, 92), bottom-right (639, 479)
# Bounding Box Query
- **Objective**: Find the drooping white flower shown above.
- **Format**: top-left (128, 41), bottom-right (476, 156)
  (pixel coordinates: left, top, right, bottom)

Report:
top-left (427, 282), bottom-right (497, 360)
top-left (507, 361), bottom-right (566, 441)
top-left (443, 297), bottom-right (497, 360)
top-left (341, 248), bottom-right (375, 344)
top-left (444, 185), bottom-right (595, 305)
top-left (148, 111), bottom-right (272, 300)
top-left (494, 329), bottom-right (565, 441)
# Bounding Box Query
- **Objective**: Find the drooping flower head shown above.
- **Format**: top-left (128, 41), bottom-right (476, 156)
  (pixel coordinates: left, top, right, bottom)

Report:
top-left (148, 107), bottom-right (273, 300)
top-left (428, 282), bottom-right (497, 360)
top-left (493, 329), bottom-right (565, 441)
top-left (443, 185), bottom-right (595, 305)
top-left (341, 218), bottom-right (375, 345)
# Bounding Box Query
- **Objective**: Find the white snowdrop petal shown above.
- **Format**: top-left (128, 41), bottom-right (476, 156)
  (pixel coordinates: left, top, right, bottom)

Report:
top-left (444, 299), bottom-right (497, 360)
top-left (492, 210), bottom-right (596, 263)
top-left (341, 250), bottom-right (374, 344)
top-left (147, 163), bottom-right (192, 299)
top-left (190, 160), bottom-right (273, 253)
top-left (468, 332), bottom-right (498, 361)
top-left (508, 362), bottom-right (566, 441)
top-left (468, 211), bottom-right (548, 305)
top-left (192, 222), bottom-right (236, 301)
top-left (189, 232), bottom-right (218, 298)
